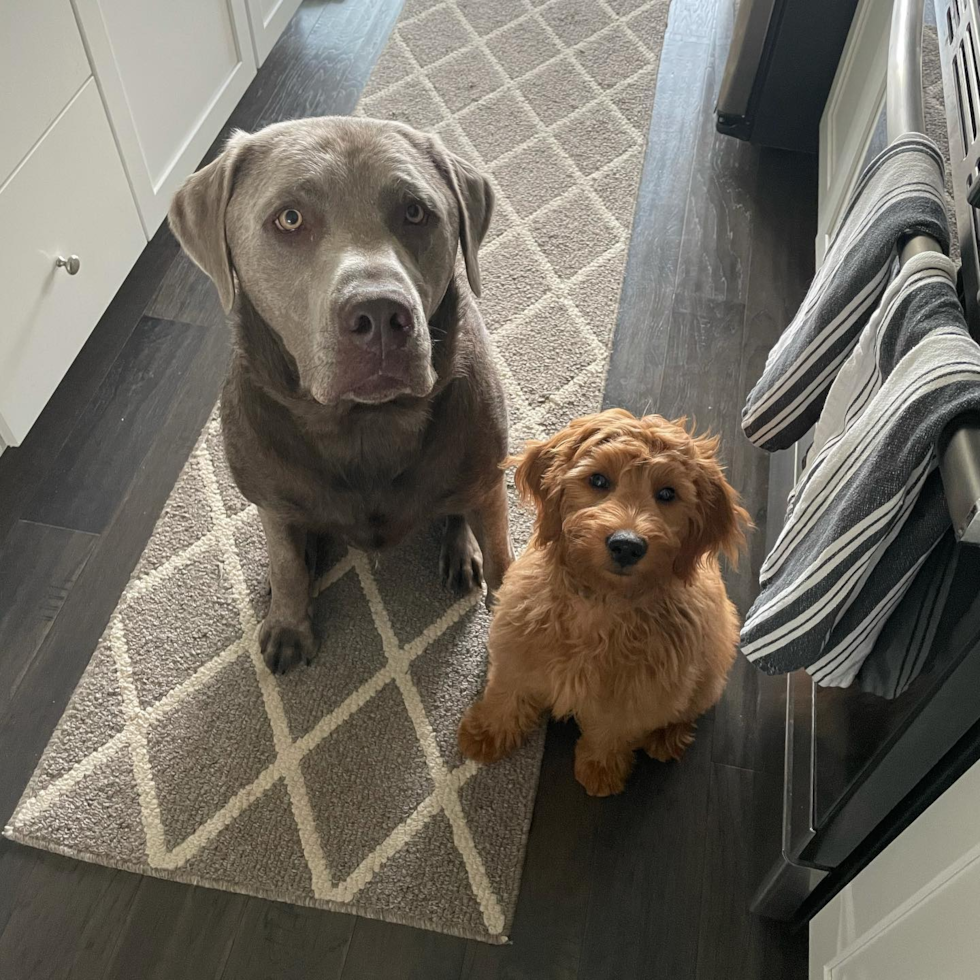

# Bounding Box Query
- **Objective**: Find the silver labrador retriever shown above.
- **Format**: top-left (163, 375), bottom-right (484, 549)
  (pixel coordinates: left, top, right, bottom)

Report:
top-left (169, 117), bottom-right (512, 673)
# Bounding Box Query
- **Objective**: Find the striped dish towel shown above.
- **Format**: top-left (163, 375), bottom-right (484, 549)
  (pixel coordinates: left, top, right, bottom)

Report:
top-left (855, 529), bottom-right (959, 699)
top-left (742, 135), bottom-right (949, 452)
top-left (741, 250), bottom-right (980, 688)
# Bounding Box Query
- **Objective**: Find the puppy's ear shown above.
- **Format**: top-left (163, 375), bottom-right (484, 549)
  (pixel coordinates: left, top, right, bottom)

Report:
top-left (510, 435), bottom-right (569, 543)
top-left (430, 139), bottom-right (494, 298)
top-left (168, 131), bottom-right (251, 313)
top-left (673, 431), bottom-right (752, 583)
top-left (511, 416), bottom-right (605, 543)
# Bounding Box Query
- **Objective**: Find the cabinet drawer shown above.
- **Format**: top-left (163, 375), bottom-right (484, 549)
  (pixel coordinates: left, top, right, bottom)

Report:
top-left (0, 0), bottom-right (92, 185)
top-left (74, 0), bottom-right (256, 233)
top-left (0, 78), bottom-right (146, 446)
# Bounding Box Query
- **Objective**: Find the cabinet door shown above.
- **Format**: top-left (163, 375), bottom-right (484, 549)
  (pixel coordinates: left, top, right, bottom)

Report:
top-left (0, 0), bottom-right (92, 185)
top-left (72, 0), bottom-right (257, 235)
top-left (810, 758), bottom-right (980, 980)
top-left (0, 80), bottom-right (145, 445)
top-left (244, 0), bottom-right (303, 66)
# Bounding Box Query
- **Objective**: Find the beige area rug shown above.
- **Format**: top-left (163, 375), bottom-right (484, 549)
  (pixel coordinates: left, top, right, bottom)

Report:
top-left (5, 0), bottom-right (670, 945)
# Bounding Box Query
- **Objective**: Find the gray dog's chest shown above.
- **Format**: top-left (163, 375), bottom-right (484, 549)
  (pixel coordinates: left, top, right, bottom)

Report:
top-left (306, 473), bottom-right (433, 548)
top-left (264, 442), bottom-right (462, 550)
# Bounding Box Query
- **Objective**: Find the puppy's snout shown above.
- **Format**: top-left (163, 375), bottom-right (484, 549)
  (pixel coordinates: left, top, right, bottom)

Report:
top-left (606, 530), bottom-right (647, 568)
top-left (346, 294), bottom-right (415, 349)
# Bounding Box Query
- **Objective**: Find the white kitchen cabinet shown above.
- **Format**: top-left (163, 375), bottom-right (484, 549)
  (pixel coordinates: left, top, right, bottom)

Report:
top-left (71, 0), bottom-right (258, 235)
top-left (0, 0), bottom-right (92, 186)
top-left (0, 80), bottom-right (146, 446)
top-left (0, 0), bottom-right (303, 451)
top-left (810, 757), bottom-right (980, 979)
top-left (244, 0), bottom-right (304, 66)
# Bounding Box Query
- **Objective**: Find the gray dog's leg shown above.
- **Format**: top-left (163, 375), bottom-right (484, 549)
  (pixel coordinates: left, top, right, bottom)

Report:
top-left (441, 515), bottom-right (484, 593)
top-left (257, 508), bottom-right (317, 674)
top-left (467, 475), bottom-right (514, 607)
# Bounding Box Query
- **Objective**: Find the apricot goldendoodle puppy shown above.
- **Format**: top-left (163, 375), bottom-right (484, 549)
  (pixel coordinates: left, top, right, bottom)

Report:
top-left (458, 409), bottom-right (751, 796)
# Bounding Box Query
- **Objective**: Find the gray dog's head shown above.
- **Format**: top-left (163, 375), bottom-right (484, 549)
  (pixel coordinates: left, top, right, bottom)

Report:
top-left (169, 117), bottom-right (493, 405)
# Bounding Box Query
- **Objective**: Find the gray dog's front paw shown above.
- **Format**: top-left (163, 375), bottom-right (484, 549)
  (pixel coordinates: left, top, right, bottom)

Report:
top-left (441, 524), bottom-right (484, 594)
top-left (258, 616), bottom-right (317, 674)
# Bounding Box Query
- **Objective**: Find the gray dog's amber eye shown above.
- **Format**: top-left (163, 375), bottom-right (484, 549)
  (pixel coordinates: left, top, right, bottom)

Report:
top-left (274, 208), bottom-right (303, 232)
top-left (656, 487), bottom-right (676, 502)
top-left (405, 202), bottom-right (427, 225)
top-left (589, 473), bottom-right (611, 490)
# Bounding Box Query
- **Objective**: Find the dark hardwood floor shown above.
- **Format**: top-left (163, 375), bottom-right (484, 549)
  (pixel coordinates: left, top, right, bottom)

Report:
top-left (0, 0), bottom-right (814, 976)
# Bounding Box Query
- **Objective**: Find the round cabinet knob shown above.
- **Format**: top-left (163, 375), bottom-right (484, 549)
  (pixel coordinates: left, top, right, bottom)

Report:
top-left (56, 254), bottom-right (81, 275)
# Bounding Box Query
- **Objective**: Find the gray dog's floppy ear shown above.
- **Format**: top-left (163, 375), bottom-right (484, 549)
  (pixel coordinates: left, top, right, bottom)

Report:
top-left (168, 131), bottom-right (250, 313)
top-left (431, 141), bottom-right (494, 298)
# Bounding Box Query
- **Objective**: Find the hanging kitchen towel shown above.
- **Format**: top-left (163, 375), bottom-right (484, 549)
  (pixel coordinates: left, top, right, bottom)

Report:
top-left (805, 473), bottom-right (949, 689)
top-left (853, 528), bottom-right (959, 699)
top-left (742, 134), bottom-right (949, 452)
top-left (740, 249), bottom-right (980, 686)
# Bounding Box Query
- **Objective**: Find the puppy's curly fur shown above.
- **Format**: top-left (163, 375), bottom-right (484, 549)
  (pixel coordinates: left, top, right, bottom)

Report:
top-left (458, 409), bottom-right (751, 796)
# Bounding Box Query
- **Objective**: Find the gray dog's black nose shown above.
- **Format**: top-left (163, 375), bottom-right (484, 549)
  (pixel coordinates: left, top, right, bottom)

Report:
top-left (348, 296), bottom-right (414, 347)
top-left (606, 531), bottom-right (647, 567)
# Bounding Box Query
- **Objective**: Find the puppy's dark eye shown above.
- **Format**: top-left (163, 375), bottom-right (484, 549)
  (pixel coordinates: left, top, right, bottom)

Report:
top-left (274, 208), bottom-right (303, 232)
top-left (656, 487), bottom-right (676, 502)
top-left (405, 202), bottom-right (427, 225)
top-left (589, 473), bottom-right (611, 490)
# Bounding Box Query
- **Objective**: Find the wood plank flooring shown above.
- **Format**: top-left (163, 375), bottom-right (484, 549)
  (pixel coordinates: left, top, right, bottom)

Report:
top-left (0, 0), bottom-right (814, 976)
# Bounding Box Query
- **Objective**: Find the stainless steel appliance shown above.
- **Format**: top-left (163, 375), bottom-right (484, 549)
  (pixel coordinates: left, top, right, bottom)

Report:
top-left (715, 0), bottom-right (858, 152)
top-left (747, 0), bottom-right (980, 923)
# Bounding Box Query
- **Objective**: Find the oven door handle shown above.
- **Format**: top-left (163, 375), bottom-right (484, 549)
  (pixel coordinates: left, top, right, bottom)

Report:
top-left (889, 0), bottom-right (980, 544)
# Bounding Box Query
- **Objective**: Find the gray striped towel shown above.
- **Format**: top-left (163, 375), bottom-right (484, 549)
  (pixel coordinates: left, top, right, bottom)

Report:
top-left (855, 529), bottom-right (958, 699)
top-left (741, 249), bottom-right (980, 688)
top-left (742, 135), bottom-right (949, 452)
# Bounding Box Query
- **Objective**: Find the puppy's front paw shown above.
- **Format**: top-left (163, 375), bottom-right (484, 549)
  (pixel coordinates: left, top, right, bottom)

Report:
top-left (458, 705), bottom-right (521, 765)
top-left (258, 616), bottom-right (317, 675)
top-left (574, 744), bottom-right (634, 797)
top-left (644, 721), bottom-right (696, 762)
top-left (441, 524), bottom-right (484, 594)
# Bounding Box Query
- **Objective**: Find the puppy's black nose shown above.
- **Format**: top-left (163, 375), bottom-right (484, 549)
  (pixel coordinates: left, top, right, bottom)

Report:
top-left (606, 530), bottom-right (647, 568)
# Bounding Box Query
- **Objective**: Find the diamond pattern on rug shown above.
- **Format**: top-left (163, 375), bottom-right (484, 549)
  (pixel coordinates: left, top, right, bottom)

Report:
top-left (27, 644), bottom-right (128, 794)
top-left (490, 138), bottom-right (577, 218)
top-left (278, 570), bottom-right (388, 741)
top-left (410, 609), bottom-right (494, 771)
top-left (134, 454), bottom-right (214, 576)
top-left (529, 190), bottom-right (621, 278)
top-left (486, 19), bottom-right (561, 78)
top-left (182, 780), bottom-right (316, 899)
top-left (458, 749), bottom-right (543, 907)
top-left (303, 681), bottom-right (435, 883)
top-left (428, 49), bottom-right (507, 112)
top-left (14, 751), bottom-right (149, 867)
top-left (123, 538), bottom-right (243, 709)
top-left (355, 810), bottom-right (487, 934)
top-left (369, 526), bottom-right (475, 645)
top-left (540, 0), bottom-right (614, 46)
top-left (456, 0), bottom-right (528, 36)
top-left (5, 0), bottom-right (670, 946)
top-left (568, 248), bottom-right (631, 347)
top-left (477, 235), bottom-right (553, 328)
top-left (147, 655), bottom-right (276, 850)
top-left (456, 90), bottom-right (541, 162)
top-left (399, 6), bottom-right (473, 66)
top-left (496, 296), bottom-right (599, 403)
